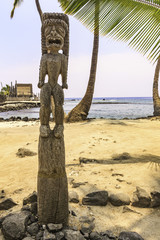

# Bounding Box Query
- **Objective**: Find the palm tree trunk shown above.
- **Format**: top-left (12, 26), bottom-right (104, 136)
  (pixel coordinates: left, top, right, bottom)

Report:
top-left (65, 1), bottom-right (99, 122)
top-left (35, 0), bottom-right (42, 22)
top-left (153, 58), bottom-right (160, 116)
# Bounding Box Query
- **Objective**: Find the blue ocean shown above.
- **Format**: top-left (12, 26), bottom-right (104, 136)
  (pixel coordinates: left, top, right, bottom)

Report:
top-left (0, 97), bottom-right (153, 120)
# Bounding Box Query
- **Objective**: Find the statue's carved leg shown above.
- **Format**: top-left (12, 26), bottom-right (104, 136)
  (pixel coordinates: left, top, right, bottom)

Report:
top-left (54, 105), bottom-right (64, 138)
top-left (53, 84), bottom-right (64, 138)
top-left (40, 83), bottom-right (51, 137)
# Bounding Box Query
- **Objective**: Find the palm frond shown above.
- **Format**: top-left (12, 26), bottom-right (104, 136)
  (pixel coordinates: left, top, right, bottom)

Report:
top-left (134, 0), bottom-right (160, 8)
top-left (11, 0), bottom-right (23, 18)
top-left (58, 0), bottom-right (160, 62)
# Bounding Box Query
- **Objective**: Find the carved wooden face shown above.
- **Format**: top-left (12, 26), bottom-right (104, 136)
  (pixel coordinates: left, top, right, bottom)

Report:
top-left (44, 24), bottom-right (66, 52)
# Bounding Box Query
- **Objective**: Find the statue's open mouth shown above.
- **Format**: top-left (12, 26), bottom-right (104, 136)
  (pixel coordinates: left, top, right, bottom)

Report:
top-left (48, 39), bottom-right (61, 45)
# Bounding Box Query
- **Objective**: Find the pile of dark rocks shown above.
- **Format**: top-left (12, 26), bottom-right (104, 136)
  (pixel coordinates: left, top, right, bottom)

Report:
top-left (0, 209), bottom-right (144, 240)
top-left (0, 191), bottom-right (146, 240)
top-left (69, 187), bottom-right (160, 209)
top-left (0, 210), bottom-right (145, 240)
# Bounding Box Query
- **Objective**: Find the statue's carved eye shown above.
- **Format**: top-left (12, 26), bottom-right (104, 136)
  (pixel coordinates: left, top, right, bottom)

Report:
top-left (45, 26), bottom-right (52, 36)
top-left (57, 26), bottom-right (65, 36)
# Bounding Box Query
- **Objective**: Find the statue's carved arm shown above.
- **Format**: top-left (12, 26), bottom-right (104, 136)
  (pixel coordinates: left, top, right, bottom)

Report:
top-left (61, 55), bottom-right (68, 89)
top-left (38, 55), bottom-right (47, 88)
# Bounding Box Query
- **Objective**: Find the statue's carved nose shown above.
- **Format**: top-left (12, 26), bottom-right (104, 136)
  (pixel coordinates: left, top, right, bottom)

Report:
top-left (50, 27), bottom-right (57, 36)
top-left (51, 30), bottom-right (56, 36)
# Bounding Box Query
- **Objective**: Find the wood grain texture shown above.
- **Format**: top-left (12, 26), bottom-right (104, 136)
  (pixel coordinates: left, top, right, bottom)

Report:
top-left (37, 131), bottom-right (68, 225)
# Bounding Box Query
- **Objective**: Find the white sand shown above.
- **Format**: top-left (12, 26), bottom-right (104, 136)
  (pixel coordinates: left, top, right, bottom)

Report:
top-left (0, 118), bottom-right (160, 239)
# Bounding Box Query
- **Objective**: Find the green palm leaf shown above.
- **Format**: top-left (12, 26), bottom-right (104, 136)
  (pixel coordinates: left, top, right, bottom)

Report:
top-left (58, 0), bottom-right (160, 62)
top-left (11, 0), bottom-right (23, 18)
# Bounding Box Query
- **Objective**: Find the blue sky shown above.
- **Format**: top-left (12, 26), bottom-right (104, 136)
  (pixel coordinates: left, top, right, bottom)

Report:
top-left (0, 0), bottom-right (155, 98)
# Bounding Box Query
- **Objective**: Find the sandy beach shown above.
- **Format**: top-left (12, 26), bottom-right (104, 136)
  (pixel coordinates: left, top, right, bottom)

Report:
top-left (0, 118), bottom-right (160, 239)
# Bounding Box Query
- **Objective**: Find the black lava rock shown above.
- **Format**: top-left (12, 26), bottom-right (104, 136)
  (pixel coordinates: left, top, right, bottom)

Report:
top-left (118, 231), bottom-right (144, 240)
top-left (150, 191), bottom-right (160, 207)
top-left (2, 211), bottom-right (31, 240)
top-left (132, 187), bottom-right (151, 208)
top-left (82, 191), bottom-right (108, 206)
top-left (0, 198), bottom-right (17, 210)
top-left (23, 191), bottom-right (37, 205)
top-left (109, 193), bottom-right (130, 206)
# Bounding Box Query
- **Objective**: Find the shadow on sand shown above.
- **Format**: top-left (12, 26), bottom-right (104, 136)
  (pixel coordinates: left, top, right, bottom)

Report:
top-left (78, 153), bottom-right (160, 166)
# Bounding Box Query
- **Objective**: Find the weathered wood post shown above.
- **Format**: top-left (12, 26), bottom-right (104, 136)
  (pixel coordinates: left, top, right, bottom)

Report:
top-left (37, 13), bottom-right (69, 225)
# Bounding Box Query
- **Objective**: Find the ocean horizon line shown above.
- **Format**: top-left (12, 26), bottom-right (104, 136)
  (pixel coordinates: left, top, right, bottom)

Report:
top-left (65, 96), bottom-right (152, 100)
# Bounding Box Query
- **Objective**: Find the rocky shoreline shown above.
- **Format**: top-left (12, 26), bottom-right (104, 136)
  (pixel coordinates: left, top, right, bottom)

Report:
top-left (0, 102), bottom-right (40, 113)
top-left (0, 101), bottom-right (160, 123)
top-left (0, 115), bottom-right (160, 123)
top-left (0, 116), bottom-right (39, 122)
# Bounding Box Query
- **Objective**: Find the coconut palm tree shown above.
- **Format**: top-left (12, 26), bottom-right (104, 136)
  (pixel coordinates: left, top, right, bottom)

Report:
top-left (10, 0), bottom-right (160, 62)
top-left (11, 0), bottom-right (100, 122)
top-left (59, 0), bottom-right (160, 121)
top-left (11, 0), bottom-right (160, 121)
top-left (0, 84), bottom-right (10, 96)
top-left (11, 0), bottom-right (160, 63)
top-left (59, 0), bottom-right (160, 62)
top-left (65, 1), bottom-right (99, 122)
top-left (153, 58), bottom-right (160, 116)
